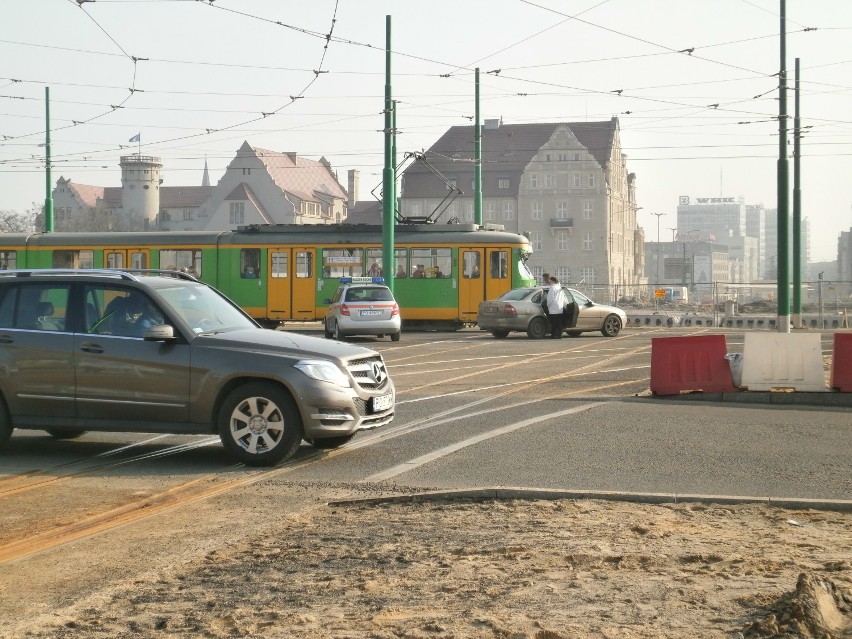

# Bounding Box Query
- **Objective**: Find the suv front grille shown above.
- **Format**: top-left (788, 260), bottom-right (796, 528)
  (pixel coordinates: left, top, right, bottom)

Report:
top-left (347, 356), bottom-right (390, 391)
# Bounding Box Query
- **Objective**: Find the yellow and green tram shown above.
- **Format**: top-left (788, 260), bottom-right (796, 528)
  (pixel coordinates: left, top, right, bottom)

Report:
top-left (0, 223), bottom-right (535, 329)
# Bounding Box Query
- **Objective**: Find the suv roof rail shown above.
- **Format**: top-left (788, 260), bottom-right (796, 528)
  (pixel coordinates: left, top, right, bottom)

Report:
top-left (0, 268), bottom-right (198, 282)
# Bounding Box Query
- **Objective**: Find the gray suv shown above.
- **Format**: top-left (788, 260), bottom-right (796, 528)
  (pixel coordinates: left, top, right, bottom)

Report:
top-left (0, 270), bottom-right (395, 466)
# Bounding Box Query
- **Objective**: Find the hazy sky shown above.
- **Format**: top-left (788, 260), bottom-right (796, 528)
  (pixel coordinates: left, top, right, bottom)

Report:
top-left (1, 0), bottom-right (850, 261)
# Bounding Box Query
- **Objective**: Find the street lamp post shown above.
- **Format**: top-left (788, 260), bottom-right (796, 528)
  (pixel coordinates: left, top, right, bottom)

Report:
top-left (652, 213), bottom-right (664, 287)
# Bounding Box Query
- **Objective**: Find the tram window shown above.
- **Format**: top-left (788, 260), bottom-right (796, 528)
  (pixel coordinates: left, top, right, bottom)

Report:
top-left (130, 251), bottom-right (148, 269)
top-left (271, 252), bottom-right (287, 278)
top-left (52, 250), bottom-right (93, 270)
top-left (366, 248), bottom-right (383, 277)
top-left (106, 252), bottom-right (125, 269)
top-left (240, 248), bottom-right (261, 279)
top-left (394, 248), bottom-right (407, 279)
top-left (489, 251), bottom-right (508, 279)
top-left (462, 251), bottom-right (481, 278)
top-left (0, 251), bottom-right (16, 270)
top-left (323, 248), bottom-right (362, 278)
top-left (296, 251), bottom-right (313, 279)
top-left (410, 248), bottom-right (451, 279)
top-left (160, 249), bottom-right (201, 277)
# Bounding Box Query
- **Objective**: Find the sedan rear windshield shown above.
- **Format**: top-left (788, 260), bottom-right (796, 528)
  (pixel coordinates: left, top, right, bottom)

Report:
top-left (498, 287), bottom-right (537, 302)
top-left (345, 287), bottom-right (394, 302)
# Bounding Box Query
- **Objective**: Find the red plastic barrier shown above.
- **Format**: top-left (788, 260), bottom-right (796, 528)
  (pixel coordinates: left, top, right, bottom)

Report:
top-left (830, 333), bottom-right (852, 392)
top-left (650, 335), bottom-right (738, 395)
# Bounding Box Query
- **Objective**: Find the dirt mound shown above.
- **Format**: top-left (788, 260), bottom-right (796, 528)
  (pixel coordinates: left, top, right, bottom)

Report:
top-left (743, 572), bottom-right (852, 638)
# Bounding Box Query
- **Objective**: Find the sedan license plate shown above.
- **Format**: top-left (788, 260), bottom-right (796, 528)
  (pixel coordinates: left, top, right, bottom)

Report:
top-left (372, 393), bottom-right (393, 412)
top-left (360, 309), bottom-right (382, 316)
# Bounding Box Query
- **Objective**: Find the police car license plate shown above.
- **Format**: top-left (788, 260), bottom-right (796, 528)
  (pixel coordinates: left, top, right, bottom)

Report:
top-left (360, 309), bottom-right (382, 316)
top-left (372, 393), bottom-right (393, 411)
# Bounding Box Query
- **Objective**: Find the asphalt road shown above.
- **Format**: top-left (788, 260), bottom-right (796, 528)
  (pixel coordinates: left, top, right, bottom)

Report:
top-left (2, 326), bottom-right (849, 505)
top-left (289, 326), bottom-right (851, 503)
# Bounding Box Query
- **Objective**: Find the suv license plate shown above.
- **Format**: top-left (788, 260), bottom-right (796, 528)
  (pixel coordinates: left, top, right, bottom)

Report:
top-left (360, 309), bottom-right (382, 316)
top-left (372, 393), bottom-right (393, 411)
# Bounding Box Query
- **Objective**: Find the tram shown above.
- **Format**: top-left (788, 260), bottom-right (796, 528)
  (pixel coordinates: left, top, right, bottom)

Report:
top-left (0, 223), bottom-right (535, 329)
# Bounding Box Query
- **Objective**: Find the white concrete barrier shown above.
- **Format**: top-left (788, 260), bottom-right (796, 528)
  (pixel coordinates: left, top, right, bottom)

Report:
top-left (740, 333), bottom-right (827, 392)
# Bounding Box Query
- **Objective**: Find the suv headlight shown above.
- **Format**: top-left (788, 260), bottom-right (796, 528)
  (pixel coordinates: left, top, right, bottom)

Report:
top-left (294, 360), bottom-right (351, 388)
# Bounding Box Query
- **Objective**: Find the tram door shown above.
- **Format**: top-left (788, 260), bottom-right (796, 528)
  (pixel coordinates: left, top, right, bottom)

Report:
top-left (458, 248), bottom-right (485, 321)
top-left (267, 247), bottom-right (316, 320)
top-left (104, 248), bottom-right (149, 270)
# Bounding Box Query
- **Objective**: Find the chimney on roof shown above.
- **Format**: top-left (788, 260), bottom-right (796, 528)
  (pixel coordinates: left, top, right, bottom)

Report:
top-left (286, 152), bottom-right (298, 164)
top-left (484, 118), bottom-right (502, 130)
top-left (348, 169), bottom-right (359, 208)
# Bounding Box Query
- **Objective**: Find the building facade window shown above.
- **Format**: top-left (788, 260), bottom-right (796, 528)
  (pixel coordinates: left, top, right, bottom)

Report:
top-left (183, 209), bottom-right (193, 221)
top-left (502, 201), bottom-right (514, 220)
top-left (557, 232), bottom-right (569, 251)
top-left (544, 173), bottom-right (554, 188)
top-left (229, 201), bottom-right (245, 224)
top-left (583, 200), bottom-right (593, 219)
top-left (531, 202), bottom-right (542, 220)
top-left (498, 178), bottom-right (510, 189)
top-left (557, 266), bottom-right (571, 282)
top-left (587, 174), bottom-right (595, 187)
top-left (557, 201), bottom-right (569, 219)
top-left (485, 202), bottom-right (495, 220)
top-left (581, 266), bottom-right (595, 284)
top-left (583, 232), bottom-right (593, 251)
top-left (530, 232), bottom-right (542, 251)
top-left (573, 173), bottom-right (581, 187)
top-left (529, 174), bottom-right (539, 188)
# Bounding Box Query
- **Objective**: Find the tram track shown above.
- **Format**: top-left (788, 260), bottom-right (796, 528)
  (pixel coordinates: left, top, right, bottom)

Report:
top-left (0, 333), bottom-right (658, 566)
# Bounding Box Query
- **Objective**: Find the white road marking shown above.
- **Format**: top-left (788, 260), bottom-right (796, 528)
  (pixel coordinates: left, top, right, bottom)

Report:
top-left (364, 401), bottom-right (607, 482)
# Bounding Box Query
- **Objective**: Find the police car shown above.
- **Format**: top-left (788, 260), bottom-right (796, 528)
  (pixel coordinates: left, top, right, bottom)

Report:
top-left (324, 277), bottom-right (401, 342)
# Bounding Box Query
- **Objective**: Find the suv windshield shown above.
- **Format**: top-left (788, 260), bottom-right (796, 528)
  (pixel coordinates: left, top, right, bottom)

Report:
top-left (157, 282), bottom-right (256, 333)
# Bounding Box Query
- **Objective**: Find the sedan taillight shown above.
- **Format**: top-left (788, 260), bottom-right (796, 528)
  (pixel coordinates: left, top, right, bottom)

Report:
top-left (340, 304), bottom-right (350, 316)
top-left (391, 303), bottom-right (400, 316)
top-left (503, 303), bottom-right (518, 317)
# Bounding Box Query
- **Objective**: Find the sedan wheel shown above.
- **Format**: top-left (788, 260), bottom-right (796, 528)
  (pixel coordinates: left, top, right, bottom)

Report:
top-left (491, 329), bottom-right (510, 339)
top-left (218, 382), bottom-right (303, 466)
top-left (332, 320), bottom-right (344, 341)
top-left (323, 320), bottom-right (333, 338)
top-left (527, 316), bottom-right (548, 339)
top-left (390, 331), bottom-right (401, 342)
top-left (601, 314), bottom-right (622, 337)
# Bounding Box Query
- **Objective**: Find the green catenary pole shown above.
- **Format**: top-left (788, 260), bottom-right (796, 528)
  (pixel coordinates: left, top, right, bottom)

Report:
top-left (776, 0), bottom-right (790, 332)
top-left (792, 57), bottom-right (802, 328)
top-left (44, 86), bottom-right (54, 232)
top-left (382, 15), bottom-right (395, 292)
top-left (474, 68), bottom-right (482, 226)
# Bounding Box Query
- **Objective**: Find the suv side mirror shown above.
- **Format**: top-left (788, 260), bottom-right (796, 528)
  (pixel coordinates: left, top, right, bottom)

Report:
top-left (144, 324), bottom-right (177, 341)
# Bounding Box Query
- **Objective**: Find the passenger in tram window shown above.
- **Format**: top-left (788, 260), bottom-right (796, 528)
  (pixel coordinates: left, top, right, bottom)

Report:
top-left (471, 265), bottom-right (480, 278)
top-left (412, 264), bottom-right (426, 279)
top-left (395, 264), bottom-right (406, 278)
top-left (368, 261), bottom-right (382, 277)
top-left (242, 266), bottom-right (257, 279)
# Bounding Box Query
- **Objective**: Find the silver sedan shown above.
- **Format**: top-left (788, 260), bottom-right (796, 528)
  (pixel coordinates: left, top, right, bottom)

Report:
top-left (477, 286), bottom-right (626, 338)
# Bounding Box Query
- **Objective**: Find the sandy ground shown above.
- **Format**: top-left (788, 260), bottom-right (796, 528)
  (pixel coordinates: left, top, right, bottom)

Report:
top-left (9, 495), bottom-right (852, 639)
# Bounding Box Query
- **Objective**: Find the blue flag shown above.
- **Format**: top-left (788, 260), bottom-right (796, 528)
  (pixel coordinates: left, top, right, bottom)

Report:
top-left (129, 133), bottom-right (140, 143)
